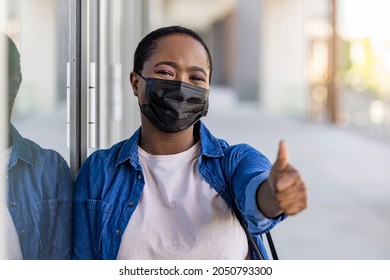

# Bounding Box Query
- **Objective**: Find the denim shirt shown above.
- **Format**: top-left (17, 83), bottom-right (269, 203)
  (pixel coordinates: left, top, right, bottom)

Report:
top-left (73, 121), bottom-right (285, 260)
top-left (7, 125), bottom-right (73, 259)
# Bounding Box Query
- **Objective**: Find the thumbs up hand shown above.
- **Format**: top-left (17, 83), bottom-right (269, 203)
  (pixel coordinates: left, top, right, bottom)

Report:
top-left (267, 141), bottom-right (307, 216)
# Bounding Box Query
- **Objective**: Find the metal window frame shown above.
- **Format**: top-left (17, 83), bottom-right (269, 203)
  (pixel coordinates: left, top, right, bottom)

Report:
top-left (68, 0), bottom-right (148, 177)
top-left (0, 0), bottom-right (9, 260)
top-left (69, 0), bottom-right (88, 178)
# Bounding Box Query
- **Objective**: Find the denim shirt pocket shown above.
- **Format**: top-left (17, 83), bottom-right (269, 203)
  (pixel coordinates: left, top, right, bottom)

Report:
top-left (30, 199), bottom-right (58, 256)
top-left (86, 199), bottom-right (113, 256)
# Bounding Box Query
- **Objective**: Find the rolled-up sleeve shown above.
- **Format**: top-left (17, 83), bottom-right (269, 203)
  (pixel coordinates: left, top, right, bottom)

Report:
top-left (231, 144), bottom-right (286, 235)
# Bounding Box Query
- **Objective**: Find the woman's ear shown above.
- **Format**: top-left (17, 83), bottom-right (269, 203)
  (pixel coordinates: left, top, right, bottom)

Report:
top-left (130, 71), bottom-right (139, 96)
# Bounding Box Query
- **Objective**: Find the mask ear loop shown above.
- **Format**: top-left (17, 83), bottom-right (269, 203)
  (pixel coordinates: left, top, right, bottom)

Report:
top-left (134, 72), bottom-right (149, 106)
top-left (136, 72), bottom-right (147, 81)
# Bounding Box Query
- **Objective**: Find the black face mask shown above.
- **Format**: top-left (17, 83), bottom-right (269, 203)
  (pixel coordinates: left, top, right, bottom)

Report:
top-left (138, 75), bottom-right (209, 133)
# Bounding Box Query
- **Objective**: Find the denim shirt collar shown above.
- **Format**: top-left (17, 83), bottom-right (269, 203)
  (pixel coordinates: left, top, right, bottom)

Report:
top-left (9, 124), bottom-right (34, 169)
top-left (115, 127), bottom-right (142, 168)
top-left (114, 121), bottom-right (224, 168)
top-left (197, 121), bottom-right (225, 158)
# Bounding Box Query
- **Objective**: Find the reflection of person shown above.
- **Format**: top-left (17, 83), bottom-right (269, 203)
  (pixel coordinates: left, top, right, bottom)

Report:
top-left (3, 34), bottom-right (73, 259)
top-left (73, 26), bottom-right (307, 260)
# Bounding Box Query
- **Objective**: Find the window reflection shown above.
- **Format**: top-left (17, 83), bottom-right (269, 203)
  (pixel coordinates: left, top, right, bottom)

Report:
top-left (2, 0), bottom-right (72, 260)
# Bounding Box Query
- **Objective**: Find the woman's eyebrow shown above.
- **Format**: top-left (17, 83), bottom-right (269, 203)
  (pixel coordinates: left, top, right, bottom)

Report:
top-left (154, 61), bottom-right (208, 76)
top-left (154, 61), bottom-right (177, 68)
top-left (188, 66), bottom-right (208, 77)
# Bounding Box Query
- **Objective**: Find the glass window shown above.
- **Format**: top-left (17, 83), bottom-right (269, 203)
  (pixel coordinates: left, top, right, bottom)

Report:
top-left (1, 0), bottom-right (72, 260)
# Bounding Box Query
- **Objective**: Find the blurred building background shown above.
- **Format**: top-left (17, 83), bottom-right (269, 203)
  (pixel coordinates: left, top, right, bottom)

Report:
top-left (1, 0), bottom-right (389, 259)
top-left (3, 0), bottom-right (390, 151)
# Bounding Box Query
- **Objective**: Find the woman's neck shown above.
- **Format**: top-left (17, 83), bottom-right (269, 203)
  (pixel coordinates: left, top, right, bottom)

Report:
top-left (139, 121), bottom-right (197, 155)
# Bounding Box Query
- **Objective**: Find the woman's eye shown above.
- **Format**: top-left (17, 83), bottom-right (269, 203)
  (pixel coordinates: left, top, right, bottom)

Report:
top-left (156, 70), bottom-right (173, 76)
top-left (190, 76), bottom-right (206, 82)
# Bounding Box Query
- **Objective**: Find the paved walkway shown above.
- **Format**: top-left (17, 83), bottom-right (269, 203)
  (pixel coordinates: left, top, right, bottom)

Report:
top-left (204, 87), bottom-right (390, 260)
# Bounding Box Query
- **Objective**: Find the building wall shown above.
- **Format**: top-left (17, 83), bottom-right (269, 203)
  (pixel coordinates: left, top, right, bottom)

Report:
top-left (234, 0), bottom-right (261, 101)
top-left (209, 11), bottom-right (236, 86)
top-left (260, 0), bottom-right (309, 116)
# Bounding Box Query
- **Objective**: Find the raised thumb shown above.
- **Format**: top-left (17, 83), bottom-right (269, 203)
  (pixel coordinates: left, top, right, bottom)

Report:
top-left (273, 140), bottom-right (289, 172)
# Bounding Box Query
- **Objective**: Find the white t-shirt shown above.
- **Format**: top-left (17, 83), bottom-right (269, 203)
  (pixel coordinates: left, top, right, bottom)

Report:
top-left (117, 143), bottom-right (248, 259)
top-left (2, 147), bottom-right (23, 259)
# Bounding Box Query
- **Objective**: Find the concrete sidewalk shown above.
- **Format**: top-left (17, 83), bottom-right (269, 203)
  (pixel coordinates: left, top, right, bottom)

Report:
top-left (204, 87), bottom-right (390, 260)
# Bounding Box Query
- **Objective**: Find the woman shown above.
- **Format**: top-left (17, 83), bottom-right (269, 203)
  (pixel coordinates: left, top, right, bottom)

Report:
top-left (72, 25), bottom-right (307, 260)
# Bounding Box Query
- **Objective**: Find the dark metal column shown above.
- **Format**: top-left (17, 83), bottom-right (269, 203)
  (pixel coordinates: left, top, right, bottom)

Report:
top-left (69, 0), bottom-right (88, 178)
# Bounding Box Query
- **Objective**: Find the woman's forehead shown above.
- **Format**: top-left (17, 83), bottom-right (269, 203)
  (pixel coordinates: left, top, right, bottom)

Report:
top-left (149, 34), bottom-right (210, 65)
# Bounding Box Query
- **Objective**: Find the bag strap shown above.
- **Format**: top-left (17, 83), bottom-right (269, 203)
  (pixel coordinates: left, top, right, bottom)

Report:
top-left (233, 206), bottom-right (265, 260)
top-left (266, 232), bottom-right (279, 260)
top-left (232, 202), bottom-right (279, 260)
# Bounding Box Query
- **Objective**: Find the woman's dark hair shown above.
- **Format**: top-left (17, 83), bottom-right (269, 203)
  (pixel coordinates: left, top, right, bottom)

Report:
top-left (133, 25), bottom-right (213, 83)
top-left (2, 33), bottom-right (21, 74)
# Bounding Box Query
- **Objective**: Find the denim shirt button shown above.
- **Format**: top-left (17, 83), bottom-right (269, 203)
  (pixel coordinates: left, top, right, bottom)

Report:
top-left (20, 229), bottom-right (26, 235)
top-left (128, 202), bottom-right (134, 207)
top-left (9, 201), bottom-right (17, 207)
top-left (137, 173), bottom-right (143, 180)
top-left (116, 229), bottom-right (122, 236)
